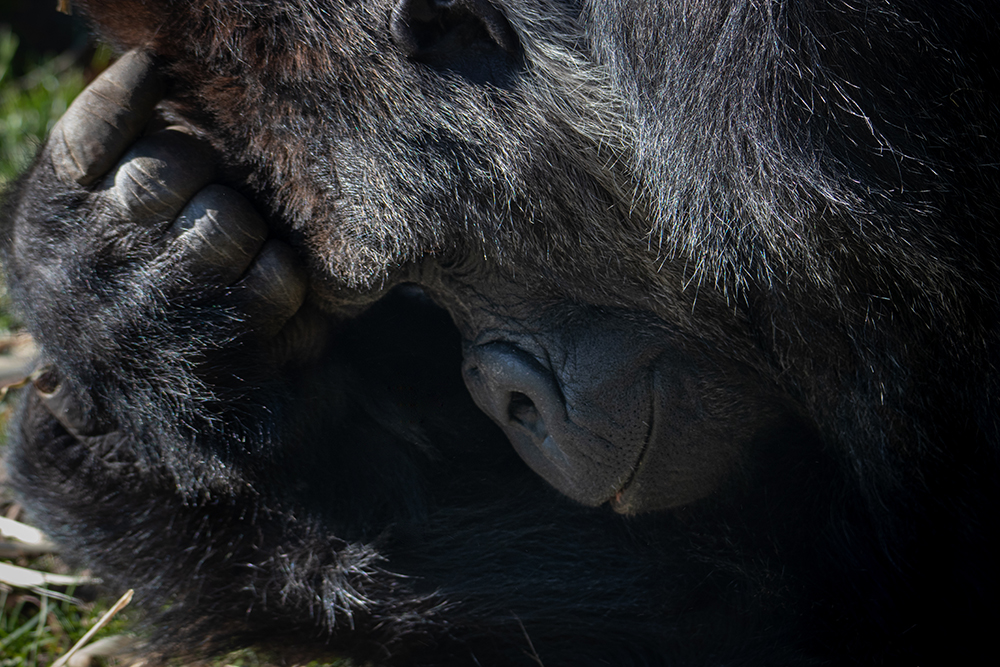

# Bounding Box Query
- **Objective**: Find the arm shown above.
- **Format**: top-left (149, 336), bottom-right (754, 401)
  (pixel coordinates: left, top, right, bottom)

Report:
top-left (0, 52), bottom-right (421, 659)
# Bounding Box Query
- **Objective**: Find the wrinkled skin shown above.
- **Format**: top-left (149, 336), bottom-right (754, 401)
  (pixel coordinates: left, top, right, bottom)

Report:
top-left (1, 1), bottom-right (999, 665)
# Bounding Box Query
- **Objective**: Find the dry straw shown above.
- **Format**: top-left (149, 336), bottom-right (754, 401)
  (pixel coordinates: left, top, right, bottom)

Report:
top-left (52, 589), bottom-right (135, 667)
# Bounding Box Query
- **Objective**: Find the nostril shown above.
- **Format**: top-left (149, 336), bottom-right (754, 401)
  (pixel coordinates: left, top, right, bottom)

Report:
top-left (461, 342), bottom-right (563, 443)
top-left (508, 391), bottom-right (545, 437)
top-left (463, 341), bottom-right (581, 494)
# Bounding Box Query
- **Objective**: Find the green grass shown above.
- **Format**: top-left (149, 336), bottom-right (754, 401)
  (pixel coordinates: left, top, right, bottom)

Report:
top-left (0, 586), bottom-right (132, 667)
top-left (0, 24), bottom-right (112, 333)
top-left (0, 26), bottom-right (111, 187)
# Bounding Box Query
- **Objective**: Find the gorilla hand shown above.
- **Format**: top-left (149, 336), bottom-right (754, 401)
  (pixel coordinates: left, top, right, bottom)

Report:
top-left (1, 51), bottom-right (310, 478)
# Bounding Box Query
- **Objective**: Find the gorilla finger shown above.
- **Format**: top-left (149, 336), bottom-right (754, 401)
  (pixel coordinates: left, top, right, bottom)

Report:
top-left (163, 185), bottom-right (268, 285)
top-left (236, 240), bottom-right (309, 339)
top-left (50, 50), bottom-right (165, 187)
top-left (104, 128), bottom-right (217, 225)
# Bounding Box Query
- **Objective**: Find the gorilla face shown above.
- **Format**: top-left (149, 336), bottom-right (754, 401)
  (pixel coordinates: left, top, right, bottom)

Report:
top-left (86, 0), bottom-right (803, 513)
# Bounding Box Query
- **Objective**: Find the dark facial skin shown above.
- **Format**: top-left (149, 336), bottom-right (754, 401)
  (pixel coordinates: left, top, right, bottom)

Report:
top-left (431, 277), bottom-right (790, 511)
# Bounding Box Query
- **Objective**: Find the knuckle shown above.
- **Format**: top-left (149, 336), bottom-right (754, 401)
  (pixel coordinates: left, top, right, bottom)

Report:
top-left (247, 240), bottom-right (309, 307)
top-left (103, 129), bottom-right (217, 222)
top-left (237, 240), bottom-right (309, 335)
top-left (166, 185), bottom-right (269, 282)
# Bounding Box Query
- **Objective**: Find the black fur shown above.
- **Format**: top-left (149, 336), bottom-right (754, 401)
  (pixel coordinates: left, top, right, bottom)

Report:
top-left (2, 1), bottom-right (998, 665)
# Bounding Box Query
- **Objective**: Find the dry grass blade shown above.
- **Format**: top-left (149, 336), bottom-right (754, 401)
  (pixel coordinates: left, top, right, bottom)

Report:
top-left (0, 562), bottom-right (96, 588)
top-left (0, 366), bottom-right (45, 402)
top-left (0, 515), bottom-right (49, 544)
top-left (65, 635), bottom-right (138, 667)
top-left (0, 332), bottom-right (37, 389)
top-left (52, 589), bottom-right (135, 667)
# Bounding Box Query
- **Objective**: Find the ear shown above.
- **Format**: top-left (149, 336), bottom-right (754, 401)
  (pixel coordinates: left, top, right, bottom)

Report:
top-left (390, 0), bottom-right (522, 83)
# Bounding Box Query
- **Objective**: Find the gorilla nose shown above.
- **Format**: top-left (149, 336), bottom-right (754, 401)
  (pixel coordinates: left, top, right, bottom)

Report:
top-left (462, 342), bottom-right (607, 504)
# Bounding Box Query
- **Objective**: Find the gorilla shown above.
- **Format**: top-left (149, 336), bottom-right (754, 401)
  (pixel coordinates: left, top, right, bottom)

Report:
top-left (1, 1), bottom-right (998, 665)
